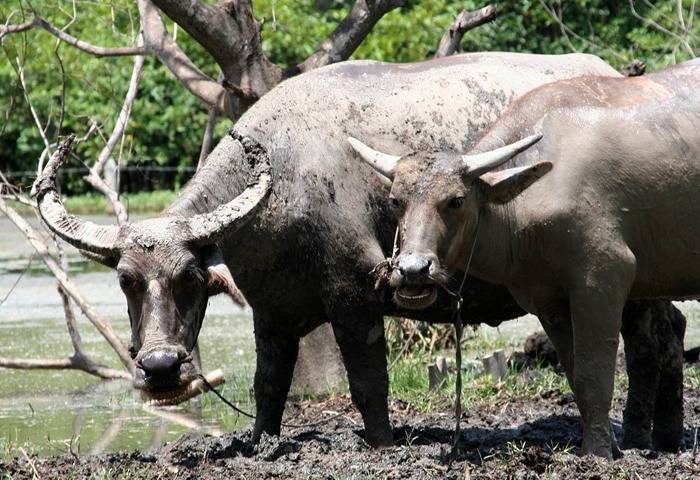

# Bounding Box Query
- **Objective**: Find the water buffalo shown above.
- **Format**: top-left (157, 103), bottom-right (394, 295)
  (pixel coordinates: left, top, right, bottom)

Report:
top-left (349, 59), bottom-right (699, 457)
top-left (32, 52), bottom-right (622, 449)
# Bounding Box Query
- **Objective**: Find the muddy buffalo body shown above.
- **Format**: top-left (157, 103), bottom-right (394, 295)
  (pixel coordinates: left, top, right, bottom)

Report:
top-left (34, 52), bottom-right (636, 449)
top-left (350, 59), bottom-right (699, 457)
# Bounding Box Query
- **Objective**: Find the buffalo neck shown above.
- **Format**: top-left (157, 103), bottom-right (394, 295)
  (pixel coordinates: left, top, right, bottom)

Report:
top-left (468, 202), bottom-right (521, 286)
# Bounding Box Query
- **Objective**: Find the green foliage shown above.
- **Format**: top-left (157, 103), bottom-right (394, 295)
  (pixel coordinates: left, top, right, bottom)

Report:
top-left (0, 0), bottom-right (228, 194)
top-left (1, 1), bottom-right (697, 195)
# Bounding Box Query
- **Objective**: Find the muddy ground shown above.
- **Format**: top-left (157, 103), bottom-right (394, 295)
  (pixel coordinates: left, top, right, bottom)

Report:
top-left (3, 365), bottom-right (700, 480)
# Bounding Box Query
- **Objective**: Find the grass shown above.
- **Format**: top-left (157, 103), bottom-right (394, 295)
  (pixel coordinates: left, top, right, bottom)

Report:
top-left (686, 364), bottom-right (700, 389)
top-left (198, 366), bottom-right (257, 431)
top-left (5, 190), bottom-right (179, 216)
top-left (386, 320), bottom-right (572, 413)
top-left (67, 190), bottom-right (179, 215)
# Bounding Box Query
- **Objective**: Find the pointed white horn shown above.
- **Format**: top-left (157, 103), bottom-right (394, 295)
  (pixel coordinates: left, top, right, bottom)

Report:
top-left (348, 137), bottom-right (401, 179)
top-left (462, 133), bottom-right (543, 178)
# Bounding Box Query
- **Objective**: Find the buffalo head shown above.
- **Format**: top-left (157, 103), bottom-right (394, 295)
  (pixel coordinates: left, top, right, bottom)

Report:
top-left (349, 134), bottom-right (549, 310)
top-left (32, 136), bottom-right (271, 402)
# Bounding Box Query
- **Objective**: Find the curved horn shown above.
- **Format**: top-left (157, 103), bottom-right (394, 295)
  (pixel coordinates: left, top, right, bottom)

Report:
top-left (348, 137), bottom-right (401, 179)
top-left (188, 163), bottom-right (272, 246)
top-left (462, 133), bottom-right (543, 178)
top-left (32, 135), bottom-right (120, 257)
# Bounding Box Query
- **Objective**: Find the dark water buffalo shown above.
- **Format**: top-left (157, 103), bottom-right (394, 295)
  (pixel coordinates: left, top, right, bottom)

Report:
top-left (33, 52), bottom-right (621, 448)
top-left (349, 59), bottom-right (699, 457)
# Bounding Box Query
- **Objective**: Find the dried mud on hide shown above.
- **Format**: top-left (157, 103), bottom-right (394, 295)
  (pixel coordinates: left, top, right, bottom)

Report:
top-left (2, 375), bottom-right (700, 479)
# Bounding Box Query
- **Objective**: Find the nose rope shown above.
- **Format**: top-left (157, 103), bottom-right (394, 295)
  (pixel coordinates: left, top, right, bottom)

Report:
top-left (448, 214), bottom-right (481, 448)
top-left (387, 215), bottom-right (481, 449)
top-left (196, 375), bottom-right (348, 429)
top-left (197, 373), bottom-right (256, 419)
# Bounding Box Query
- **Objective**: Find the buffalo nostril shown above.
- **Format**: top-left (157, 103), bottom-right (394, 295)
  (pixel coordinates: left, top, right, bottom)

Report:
top-left (139, 351), bottom-right (181, 379)
top-left (401, 257), bottom-right (431, 278)
top-left (420, 259), bottom-right (432, 276)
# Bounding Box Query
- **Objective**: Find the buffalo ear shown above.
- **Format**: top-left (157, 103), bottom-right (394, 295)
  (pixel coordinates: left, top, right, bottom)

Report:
top-left (478, 161), bottom-right (552, 204)
top-left (201, 245), bottom-right (246, 306)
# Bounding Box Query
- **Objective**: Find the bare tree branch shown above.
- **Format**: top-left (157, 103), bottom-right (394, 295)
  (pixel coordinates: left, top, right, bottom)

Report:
top-left (150, 0), bottom-right (407, 118)
top-left (137, 0), bottom-right (235, 118)
top-left (0, 17), bottom-right (34, 37)
top-left (148, 0), bottom-right (279, 116)
top-left (83, 39), bottom-right (146, 225)
top-left (15, 58), bottom-right (52, 162)
top-left (198, 73), bottom-right (224, 169)
top-left (434, 4), bottom-right (497, 58)
top-left (0, 283), bottom-right (130, 380)
top-left (297, 0), bottom-right (407, 72)
top-left (538, 0), bottom-right (627, 62)
top-left (629, 0), bottom-right (697, 58)
top-left (0, 13), bottom-right (146, 57)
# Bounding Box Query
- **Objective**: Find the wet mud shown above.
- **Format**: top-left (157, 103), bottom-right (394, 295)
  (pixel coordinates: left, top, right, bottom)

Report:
top-left (3, 365), bottom-right (699, 479)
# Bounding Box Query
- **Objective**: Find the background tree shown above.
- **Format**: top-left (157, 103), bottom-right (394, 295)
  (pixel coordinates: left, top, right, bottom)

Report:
top-left (2, 1), bottom-right (696, 195)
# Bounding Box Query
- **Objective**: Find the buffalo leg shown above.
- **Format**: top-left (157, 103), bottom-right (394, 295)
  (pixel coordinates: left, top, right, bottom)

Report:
top-left (620, 300), bottom-right (658, 450)
top-left (650, 301), bottom-right (685, 452)
top-left (251, 311), bottom-right (299, 442)
top-left (569, 267), bottom-right (631, 459)
top-left (621, 300), bottom-right (685, 452)
top-left (331, 312), bottom-right (392, 448)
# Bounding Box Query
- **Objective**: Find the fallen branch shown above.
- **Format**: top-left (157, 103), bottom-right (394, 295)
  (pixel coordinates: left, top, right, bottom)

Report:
top-left (0, 355), bottom-right (129, 380)
top-left (0, 195), bottom-right (134, 372)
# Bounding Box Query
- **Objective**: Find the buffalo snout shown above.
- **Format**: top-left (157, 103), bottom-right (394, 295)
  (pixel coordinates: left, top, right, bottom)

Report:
top-left (390, 254), bottom-right (441, 309)
top-left (391, 255), bottom-right (436, 286)
top-left (133, 347), bottom-right (196, 400)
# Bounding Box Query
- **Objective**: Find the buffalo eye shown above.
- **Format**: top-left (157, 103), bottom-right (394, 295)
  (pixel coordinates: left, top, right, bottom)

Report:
top-left (388, 197), bottom-right (401, 210)
top-left (118, 272), bottom-right (135, 290)
top-left (448, 197), bottom-right (465, 209)
top-left (181, 268), bottom-right (198, 284)
top-left (177, 265), bottom-right (203, 287)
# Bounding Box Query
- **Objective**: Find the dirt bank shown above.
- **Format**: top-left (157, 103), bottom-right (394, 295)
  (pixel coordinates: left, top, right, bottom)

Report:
top-left (3, 365), bottom-right (700, 480)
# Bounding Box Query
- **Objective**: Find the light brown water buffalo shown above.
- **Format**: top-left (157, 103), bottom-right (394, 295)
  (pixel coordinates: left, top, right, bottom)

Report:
top-left (34, 52), bottom-right (627, 449)
top-left (349, 59), bottom-right (699, 458)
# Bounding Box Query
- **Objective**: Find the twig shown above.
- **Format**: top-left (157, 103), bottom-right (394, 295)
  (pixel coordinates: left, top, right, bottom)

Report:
top-left (387, 323), bottom-right (418, 372)
top-left (198, 72), bottom-right (224, 169)
top-left (16, 59), bottom-right (52, 160)
top-left (538, 0), bottom-right (627, 62)
top-left (19, 446), bottom-right (40, 479)
top-left (629, 0), bottom-right (697, 58)
top-left (144, 369), bottom-right (226, 407)
top-left (0, 253), bottom-right (34, 306)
